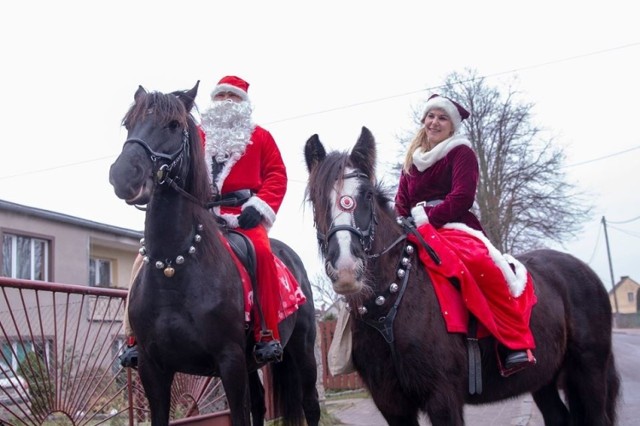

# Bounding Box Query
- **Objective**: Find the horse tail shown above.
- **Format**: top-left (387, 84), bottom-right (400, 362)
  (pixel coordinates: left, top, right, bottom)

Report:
top-left (605, 353), bottom-right (621, 425)
top-left (271, 349), bottom-right (305, 426)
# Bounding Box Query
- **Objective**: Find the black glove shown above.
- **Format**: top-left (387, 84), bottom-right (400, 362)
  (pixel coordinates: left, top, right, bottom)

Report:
top-left (238, 206), bottom-right (262, 229)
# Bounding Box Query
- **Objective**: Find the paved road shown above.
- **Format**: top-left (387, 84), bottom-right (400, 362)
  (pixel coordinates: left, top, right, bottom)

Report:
top-left (325, 329), bottom-right (639, 425)
top-left (326, 394), bottom-right (544, 426)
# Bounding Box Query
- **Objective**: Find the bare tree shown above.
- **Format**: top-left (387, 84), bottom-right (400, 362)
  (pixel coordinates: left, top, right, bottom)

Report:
top-left (393, 69), bottom-right (591, 254)
top-left (311, 272), bottom-right (341, 314)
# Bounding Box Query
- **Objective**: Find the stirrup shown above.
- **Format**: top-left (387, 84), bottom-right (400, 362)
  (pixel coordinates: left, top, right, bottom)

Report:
top-left (253, 331), bottom-right (283, 364)
top-left (119, 344), bottom-right (139, 369)
top-left (499, 349), bottom-right (536, 377)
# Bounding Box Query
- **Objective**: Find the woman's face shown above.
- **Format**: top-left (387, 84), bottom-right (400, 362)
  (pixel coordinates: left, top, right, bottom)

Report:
top-left (423, 108), bottom-right (454, 145)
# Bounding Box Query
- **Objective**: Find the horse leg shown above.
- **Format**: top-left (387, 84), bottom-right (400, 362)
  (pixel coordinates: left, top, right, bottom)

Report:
top-left (531, 383), bottom-right (569, 426)
top-left (296, 340), bottom-right (321, 426)
top-left (370, 391), bottom-right (420, 426)
top-left (564, 350), bottom-right (620, 426)
top-left (248, 370), bottom-right (265, 426)
top-left (218, 346), bottom-right (251, 426)
top-left (423, 392), bottom-right (464, 426)
top-left (138, 364), bottom-right (174, 426)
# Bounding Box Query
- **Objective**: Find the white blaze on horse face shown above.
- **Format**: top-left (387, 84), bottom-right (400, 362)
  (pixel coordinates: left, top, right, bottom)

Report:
top-left (329, 167), bottom-right (363, 290)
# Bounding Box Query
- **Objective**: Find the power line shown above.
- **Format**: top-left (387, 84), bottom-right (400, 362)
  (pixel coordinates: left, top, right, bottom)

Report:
top-left (564, 145), bottom-right (640, 169)
top-left (608, 214), bottom-right (640, 224)
top-left (0, 156), bottom-right (114, 181)
top-left (2, 42), bottom-right (639, 181)
top-left (608, 224), bottom-right (640, 240)
top-left (266, 42), bottom-right (640, 126)
top-left (585, 223), bottom-right (603, 265)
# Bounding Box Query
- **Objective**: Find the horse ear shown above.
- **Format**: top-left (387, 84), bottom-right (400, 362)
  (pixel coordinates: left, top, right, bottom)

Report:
top-left (304, 134), bottom-right (326, 173)
top-left (181, 81), bottom-right (200, 112)
top-left (350, 126), bottom-right (376, 179)
top-left (134, 85), bottom-right (147, 103)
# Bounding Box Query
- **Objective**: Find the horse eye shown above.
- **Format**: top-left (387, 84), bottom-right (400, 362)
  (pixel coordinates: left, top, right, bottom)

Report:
top-left (167, 120), bottom-right (180, 131)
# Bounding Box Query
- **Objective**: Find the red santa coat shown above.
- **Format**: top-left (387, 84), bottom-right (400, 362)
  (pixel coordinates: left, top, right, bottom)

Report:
top-left (203, 125), bottom-right (297, 342)
top-left (213, 125), bottom-right (287, 228)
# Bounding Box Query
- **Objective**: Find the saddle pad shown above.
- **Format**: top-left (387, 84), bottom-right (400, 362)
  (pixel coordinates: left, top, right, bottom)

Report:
top-left (221, 237), bottom-right (306, 323)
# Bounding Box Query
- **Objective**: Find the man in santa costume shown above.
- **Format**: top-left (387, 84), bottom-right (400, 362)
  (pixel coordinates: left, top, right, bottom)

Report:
top-left (200, 75), bottom-right (287, 363)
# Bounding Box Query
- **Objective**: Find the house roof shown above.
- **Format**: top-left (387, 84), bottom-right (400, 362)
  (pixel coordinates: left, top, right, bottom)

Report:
top-left (609, 275), bottom-right (640, 294)
top-left (0, 199), bottom-right (142, 239)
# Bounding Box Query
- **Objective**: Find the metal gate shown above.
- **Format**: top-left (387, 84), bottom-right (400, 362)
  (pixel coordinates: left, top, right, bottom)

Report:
top-left (0, 277), bottom-right (230, 425)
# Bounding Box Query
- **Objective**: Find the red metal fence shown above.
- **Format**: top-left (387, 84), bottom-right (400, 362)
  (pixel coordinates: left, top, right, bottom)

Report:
top-left (0, 277), bottom-right (230, 425)
top-left (0, 277), bottom-right (364, 425)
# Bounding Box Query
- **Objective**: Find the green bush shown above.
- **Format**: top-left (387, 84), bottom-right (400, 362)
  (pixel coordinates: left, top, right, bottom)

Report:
top-left (18, 352), bottom-right (55, 417)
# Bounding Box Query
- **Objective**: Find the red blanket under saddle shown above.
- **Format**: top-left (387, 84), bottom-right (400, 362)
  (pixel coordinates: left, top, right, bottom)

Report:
top-left (408, 223), bottom-right (537, 350)
top-left (220, 236), bottom-right (306, 323)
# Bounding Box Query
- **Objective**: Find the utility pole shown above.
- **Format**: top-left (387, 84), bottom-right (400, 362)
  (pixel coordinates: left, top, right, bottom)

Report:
top-left (601, 216), bottom-right (620, 322)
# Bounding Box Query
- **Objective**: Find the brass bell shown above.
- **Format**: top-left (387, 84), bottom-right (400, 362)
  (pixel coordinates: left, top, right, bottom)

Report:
top-left (164, 266), bottom-right (175, 278)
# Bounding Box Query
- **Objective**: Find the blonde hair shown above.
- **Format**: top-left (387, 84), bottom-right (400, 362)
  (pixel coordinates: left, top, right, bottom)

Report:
top-left (402, 127), bottom-right (429, 173)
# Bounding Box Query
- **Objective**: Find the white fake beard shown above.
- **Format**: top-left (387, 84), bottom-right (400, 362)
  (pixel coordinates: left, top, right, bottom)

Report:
top-left (201, 100), bottom-right (255, 164)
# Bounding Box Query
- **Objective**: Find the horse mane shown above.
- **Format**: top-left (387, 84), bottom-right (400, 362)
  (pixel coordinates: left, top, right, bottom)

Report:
top-left (305, 150), bottom-right (349, 237)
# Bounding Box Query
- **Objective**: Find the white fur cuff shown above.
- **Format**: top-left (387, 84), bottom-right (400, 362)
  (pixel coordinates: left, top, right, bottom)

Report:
top-left (411, 205), bottom-right (429, 227)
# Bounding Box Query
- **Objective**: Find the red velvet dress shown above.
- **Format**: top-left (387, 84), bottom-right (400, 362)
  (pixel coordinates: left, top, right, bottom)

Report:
top-left (395, 141), bottom-right (536, 350)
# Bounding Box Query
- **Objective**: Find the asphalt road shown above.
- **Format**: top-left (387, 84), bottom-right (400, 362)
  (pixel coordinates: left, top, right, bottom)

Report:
top-left (326, 329), bottom-right (640, 425)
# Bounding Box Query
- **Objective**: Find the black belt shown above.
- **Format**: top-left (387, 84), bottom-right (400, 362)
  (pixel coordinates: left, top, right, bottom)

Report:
top-left (209, 189), bottom-right (253, 208)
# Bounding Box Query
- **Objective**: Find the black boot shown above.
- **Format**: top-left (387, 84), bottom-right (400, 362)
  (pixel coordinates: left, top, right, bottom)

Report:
top-left (119, 343), bottom-right (139, 369)
top-left (253, 331), bottom-right (283, 363)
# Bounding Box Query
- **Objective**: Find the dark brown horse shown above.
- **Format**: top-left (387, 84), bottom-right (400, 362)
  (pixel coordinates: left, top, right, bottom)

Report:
top-left (109, 82), bottom-right (319, 426)
top-left (304, 126), bottom-right (620, 426)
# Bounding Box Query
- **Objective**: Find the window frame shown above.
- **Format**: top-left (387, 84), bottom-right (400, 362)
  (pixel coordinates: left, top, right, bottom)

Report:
top-left (1, 230), bottom-right (53, 281)
top-left (89, 257), bottom-right (113, 288)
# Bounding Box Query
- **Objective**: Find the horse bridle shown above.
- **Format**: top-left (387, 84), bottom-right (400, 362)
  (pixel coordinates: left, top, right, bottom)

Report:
top-left (316, 171), bottom-right (378, 256)
top-left (123, 129), bottom-right (201, 206)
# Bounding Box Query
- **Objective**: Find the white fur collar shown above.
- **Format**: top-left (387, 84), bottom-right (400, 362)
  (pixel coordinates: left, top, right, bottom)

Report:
top-left (442, 222), bottom-right (528, 297)
top-left (412, 135), bottom-right (472, 172)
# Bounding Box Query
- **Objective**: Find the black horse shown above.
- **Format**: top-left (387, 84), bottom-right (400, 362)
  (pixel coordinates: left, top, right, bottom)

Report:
top-left (109, 82), bottom-right (319, 426)
top-left (304, 127), bottom-right (620, 426)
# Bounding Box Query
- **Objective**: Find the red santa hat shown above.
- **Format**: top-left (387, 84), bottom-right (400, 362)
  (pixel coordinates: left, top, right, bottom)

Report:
top-left (210, 75), bottom-right (250, 101)
top-left (422, 94), bottom-right (470, 132)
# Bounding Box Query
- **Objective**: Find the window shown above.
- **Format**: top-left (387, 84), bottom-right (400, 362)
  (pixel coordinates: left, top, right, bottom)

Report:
top-left (2, 233), bottom-right (50, 281)
top-left (627, 292), bottom-right (635, 303)
top-left (90, 257), bottom-right (112, 287)
top-left (1, 338), bottom-right (53, 370)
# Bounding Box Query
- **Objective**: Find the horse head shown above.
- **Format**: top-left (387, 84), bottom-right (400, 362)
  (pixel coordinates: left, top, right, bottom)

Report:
top-left (305, 126), bottom-right (398, 295)
top-left (109, 81), bottom-right (208, 207)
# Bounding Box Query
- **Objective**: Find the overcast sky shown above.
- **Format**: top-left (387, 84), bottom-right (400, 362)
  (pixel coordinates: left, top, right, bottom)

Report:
top-left (1, 1), bottom-right (638, 297)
